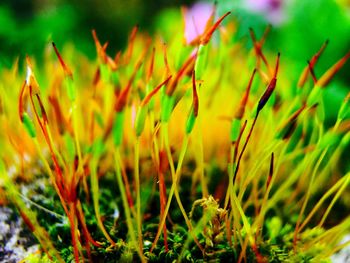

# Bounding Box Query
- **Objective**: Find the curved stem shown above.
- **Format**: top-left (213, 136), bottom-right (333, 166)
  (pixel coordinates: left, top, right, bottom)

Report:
top-left (68, 202), bottom-right (81, 263)
top-left (33, 139), bottom-right (69, 217)
top-left (151, 124), bottom-right (203, 252)
top-left (115, 149), bottom-right (145, 262)
top-left (91, 158), bottom-right (115, 245)
top-left (318, 172), bottom-right (350, 227)
top-left (134, 138), bottom-right (143, 253)
top-left (196, 118), bottom-right (208, 198)
top-left (299, 172), bottom-right (348, 232)
top-left (72, 101), bottom-right (83, 174)
top-left (224, 144), bottom-right (235, 210)
top-left (293, 147), bottom-right (329, 247)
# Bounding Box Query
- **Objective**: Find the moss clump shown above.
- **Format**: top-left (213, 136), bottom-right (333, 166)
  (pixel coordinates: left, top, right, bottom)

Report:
top-left (0, 5), bottom-right (350, 263)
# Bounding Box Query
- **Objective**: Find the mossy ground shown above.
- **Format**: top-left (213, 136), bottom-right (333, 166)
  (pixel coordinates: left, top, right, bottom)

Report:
top-left (9, 162), bottom-right (344, 263)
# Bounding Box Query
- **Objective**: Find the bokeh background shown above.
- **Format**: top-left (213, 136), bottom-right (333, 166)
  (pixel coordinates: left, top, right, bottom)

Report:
top-left (0, 0), bottom-right (195, 66)
top-left (0, 0), bottom-right (349, 84)
top-left (0, 1), bottom-right (349, 62)
top-left (1, 0), bottom-right (349, 124)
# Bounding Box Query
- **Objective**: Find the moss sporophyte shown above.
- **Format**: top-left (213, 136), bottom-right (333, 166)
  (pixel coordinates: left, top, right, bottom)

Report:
top-left (1, 4), bottom-right (350, 263)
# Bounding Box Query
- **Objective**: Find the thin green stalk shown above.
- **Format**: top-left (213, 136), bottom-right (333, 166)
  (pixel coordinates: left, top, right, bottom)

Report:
top-left (325, 239), bottom-right (350, 259)
top-left (266, 155), bottom-right (307, 210)
top-left (231, 190), bottom-right (255, 263)
top-left (91, 158), bottom-right (116, 245)
top-left (165, 134), bottom-right (188, 209)
top-left (299, 172), bottom-right (349, 232)
top-left (115, 149), bottom-right (145, 262)
top-left (333, 118), bottom-right (341, 132)
top-left (150, 111), bottom-right (160, 167)
top-left (224, 144), bottom-right (235, 210)
top-left (225, 212), bottom-right (233, 247)
top-left (152, 123), bottom-right (203, 252)
top-left (134, 138), bottom-right (143, 253)
top-left (155, 121), bottom-right (169, 251)
top-left (294, 147), bottom-right (329, 245)
top-left (253, 144), bottom-right (287, 239)
top-left (318, 172), bottom-right (350, 227)
top-left (238, 140), bottom-right (282, 201)
top-left (163, 127), bottom-right (199, 238)
top-left (286, 159), bottom-right (316, 206)
top-left (45, 125), bottom-right (66, 172)
top-left (232, 204), bottom-right (244, 246)
top-left (33, 139), bottom-right (69, 217)
top-left (196, 116), bottom-right (208, 197)
top-left (224, 144), bottom-right (236, 210)
top-left (163, 123), bottom-right (185, 210)
top-left (191, 77), bottom-right (208, 197)
top-left (230, 191), bottom-right (253, 244)
top-left (72, 102), bottom-right (83, 174)
top-left (306, 217), bottom-right (350, 250)
top-left (311, 146), bottom-right (340, 191)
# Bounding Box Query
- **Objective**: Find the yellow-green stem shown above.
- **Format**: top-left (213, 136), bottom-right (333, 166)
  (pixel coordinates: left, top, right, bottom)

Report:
top-left (46, 125), bottom-right (66, 171)
top-left (318, 172), bottom-right (350, 227)
top-left (72, 102), bottom-right (83, 174)
top-left (224, 144), bottom-right (235, 210)
top-left (114, 149), bottom-right (145, 262)
top-left (91, 158), bottom-right (116, 245)
top-left (134, 138), bottom-right (143, 253)
top-left (33, 139), bottom-right (69, 217)
top-left (238, 140), bottom-right (282, 201)
top-left (152, 123), bottom-right (203, 252)
top-left (197, 123), bottom-right (208, 197)
top-left (299, 172), bottom-right (349, 232)
top-left (294, 147), bottom-right (329, 241)
top-left (253, 143), bottom-right (288, 239)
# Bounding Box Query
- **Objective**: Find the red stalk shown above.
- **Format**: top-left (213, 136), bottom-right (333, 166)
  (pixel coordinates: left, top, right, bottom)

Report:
top-left (317, 50), bottom-right (350, 87)
top-left (147, 47), bottom-right (156, 81)
top-left (298, 40), bottom-right (328, 87)
top-left (158, 150), bottom-right (169, 251)
top-left (166, 53), bottom-right (196, 96)
top-left (192, 70), bottom-right (199, 117)
top-left (141, 75), bottom-right (172, 107)
top-left (115, 60), bottom-right (143, 112)
top-left (235, 69), bottom-right (257, 119)
top-left (200, 11), bottom-right (231, 45)
top-left (52, 42), bottom-right (73, 79)
top-left (126, 25), bottom-right (139, 63)
top-left (249, 27), bottom-right (271, 74)
top-left (266, 153), bottom-right (274, 189)
top-left (68, 202), bottom-right (81, 263)
top-left (18, 81), bottom-right (26, 121)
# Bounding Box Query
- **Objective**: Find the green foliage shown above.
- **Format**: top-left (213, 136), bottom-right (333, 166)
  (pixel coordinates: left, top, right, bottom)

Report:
top-left (1, 1), bottom-right (350, 262)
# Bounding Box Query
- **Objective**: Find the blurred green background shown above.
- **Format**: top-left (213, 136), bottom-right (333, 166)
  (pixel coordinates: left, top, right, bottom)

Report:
top-left (0, 0), bottom-right (348, 143)
top-left (1, 0), bottom-right (348, 123)
top-left (0, 0), bottom-right (349, 88)
top-left (0, 0), bottom-right (196, 67)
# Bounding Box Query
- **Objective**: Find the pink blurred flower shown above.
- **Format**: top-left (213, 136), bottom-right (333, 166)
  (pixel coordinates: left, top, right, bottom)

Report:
top-left (183, 2), bottom-right (215, 44)
top-left (245, 0), bottom-right (287, 25)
